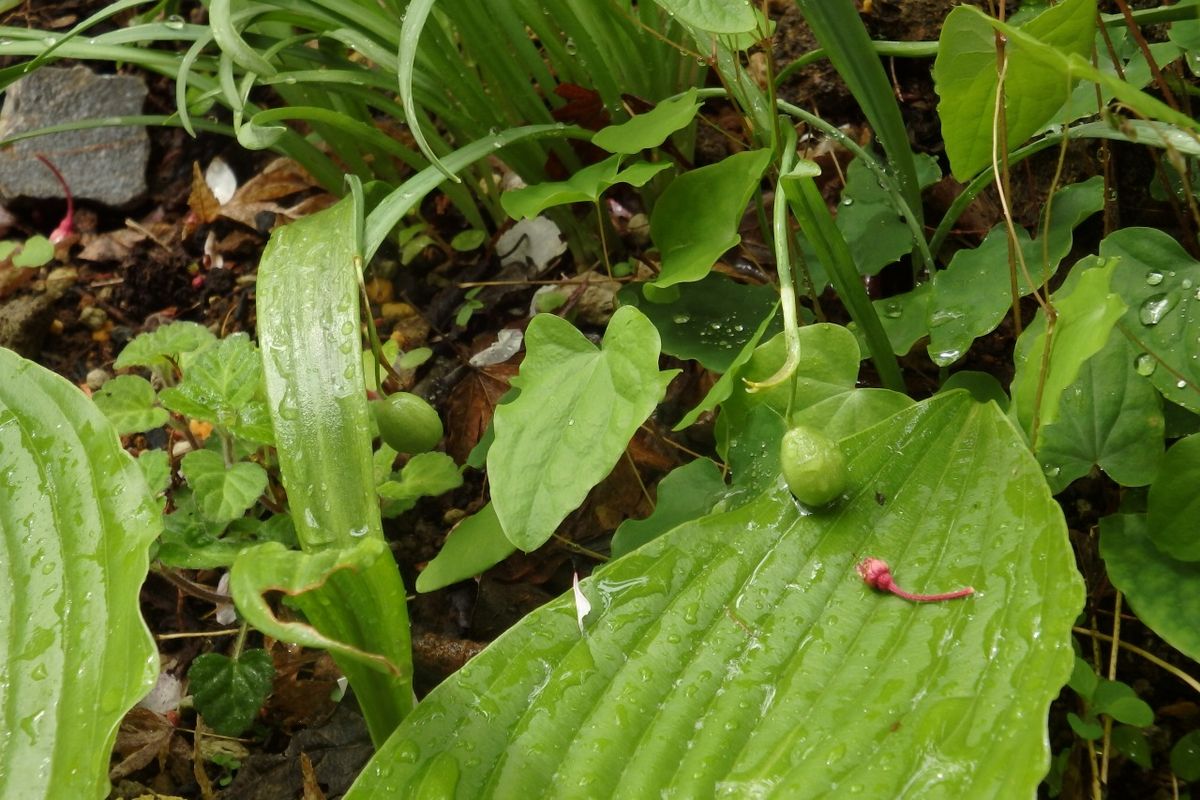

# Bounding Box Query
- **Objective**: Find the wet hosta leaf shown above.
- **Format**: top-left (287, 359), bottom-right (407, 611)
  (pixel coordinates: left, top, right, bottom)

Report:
top-left (188, 649), bottom-right (275, 737)
top-left (487, 306), bottom-right (677, 551)
top-left (1037, 334), bottom-right (1164, 493)
top-left (935, 0), bottom-right (1096, 180)
top-left (593, 88), bottom-right (702, 154)
top-left (114, 320), bottom-right (216, 373)
top-left (348, 392), bottom-right (1082, 798)
top-left (1011, 255), bottom-right (1127, 438)
top-left (92, 374), bottom-right (168, 435)
top-left (500, 155), bottom-right (670, 220)
top-left (1103, 227), bottom-right (1200, 413)
top-left (618, 275), bottom-right (780, 372)
top-left (1147, 434), bottom-right (1200, 560)
top-left (377, 451), bottom-right (463, 518)
top-left (250, 193), bottom-right (411, 745)
top-left (416, 503), bottom-right (516, 593)
top-left (612, 458), bottom-right (726, 558)
top-left (180, 449), bottom-right (269, 524)
top-left (926, 176), bottom-right (1103, 366)
top-left (651, 149), bottom-right (772, 288)
top-left (650, 0), bottom-right (757, 34)
top-left (0, 348), bottom-right (160, 799)
top-left (1101, 513), bottom-right (1200, 662)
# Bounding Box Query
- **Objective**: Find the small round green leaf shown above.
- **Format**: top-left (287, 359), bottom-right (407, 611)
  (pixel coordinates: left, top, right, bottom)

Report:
top-left (1171, 730), bottom-right (1200, 781)
top-left (180, 449), bottom-right (268, 524)
top-left (93, 374), bottom-right (168, 435)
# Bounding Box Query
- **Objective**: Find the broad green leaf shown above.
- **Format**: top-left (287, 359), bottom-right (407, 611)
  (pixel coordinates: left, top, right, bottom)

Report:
top-left (673, 300), bottom-right (777, 431)
top-left (939, 371), bottom-right (1009, 409)
top-left (1111, 726), bottom-right (1151, 769)
top-left (188, 649), bottom-right (275, 737)
top-left (488, 307), bottom-right (677, 551)
top-left (92, 374), bottom-right (168, 435)
top-left (500, 155), bottom-right (671, 220)
top-left (935, 0), bottom-right (1097, 180)
top-left (0, 348), bottom-right (160, 799)
top-left (651, 149), bottom-right (772, 288)
top-left (649, 0), bottom-right (756, 34)
top-left (156, 491), bottom-right (247, 569)
top-left (180, 449), bottom-right (268, 524)
top-left (138, 449), bottom-right (171, 496)
top-left (926, 176), bottom-right (1104, 366)
top-left (737, 324), bottom-right (863, 419)
top-left (11, 234), bottom-right (53, 268)
top-left (1147, 434), bottom-right (1200, 560)
top-left (1011, 256), bottom-right (1127, 438)
top-left (873, 282), bottom-right (932, 356)
top-left (837, 154), bottom-right (940, 278)
top-left (1091, 680), bottom-right (1154, 727)
top-left (1172, 731), bottom-right (1200, 781)
top-left (1037, 334), bottom-right (1164, 492)
top-left (114, 320), bottom-right (216, 372)
top-left (617, 275), bottom-right (780, 372)
top-left (1101, 514), bottom-right (1200, 662)
top-left (1103, 227), bottom-right (1200, 413)
top-left (611, 458), bottom-right (726, 558)
top-left (593, 88), bottom-right (702, 154)
top-left (416, 503), bottom-right (516, 593)
top-left (450, 229), bottom-right (486, 251)
top-left (790, 389), bottom-right (914, 440)
top-left (158, 333), bottom-right (262, 429)
top-left (252, 194), bottom-right (411, 745)
top-left (377, 451), bottom-right (464, 517)
top-left (347, 392), bottom-right (1083, 798)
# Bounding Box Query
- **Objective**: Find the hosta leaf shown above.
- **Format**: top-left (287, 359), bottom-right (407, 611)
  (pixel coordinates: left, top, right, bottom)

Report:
top-left (180, 449), bottom-right (269, 524)
top-left (92, 374), bottom-right (168, 435)
top-left (1101, 513), bottom-right (1200, 662)
top-left (348, 392), bottom-right (1082, 798)
top-left (252, 192), bottom-right (411, 745)
top-left (651, 149), bottom-right (772, 288)
top-left (487, 306), bottom-right (677, 551)
top-left (188, 649), bottom-right (275, 737)
top-left (1147, 434), bottom-right (1200, 560)
top-left (416, 503), bottom-right (516, 593)
top-left (1103, 227), bottom-right (1200, 413)
top-left (0, 348), bottom-right (160, 799)
top-left (935, 0), bottom-right (1096, 180)
top-left (1037, 334), bottom-right (1164, 492)
top-left (618, 275), bottom-right (781, 372)
top-left (593, 88), bottom-right (703, 154)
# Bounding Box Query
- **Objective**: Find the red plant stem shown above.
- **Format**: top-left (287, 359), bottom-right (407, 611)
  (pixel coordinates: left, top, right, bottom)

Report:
top-left (857, 557), bottom-right (974, 603)
top-left (35, 154), bottom-right (75, 242)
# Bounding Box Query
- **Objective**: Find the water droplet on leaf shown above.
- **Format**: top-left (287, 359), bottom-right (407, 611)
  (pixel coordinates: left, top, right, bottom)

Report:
top-left (1139, 294), bottom-right (1173, 326)
top-left (1134, 353), bottom-right (1157, 376)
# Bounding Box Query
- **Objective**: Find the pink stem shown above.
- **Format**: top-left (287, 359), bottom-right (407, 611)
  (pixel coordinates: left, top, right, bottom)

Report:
top-left (857, 557), bottom-right (974, 603)
top-left (35, 154), bottom-right (74, 243)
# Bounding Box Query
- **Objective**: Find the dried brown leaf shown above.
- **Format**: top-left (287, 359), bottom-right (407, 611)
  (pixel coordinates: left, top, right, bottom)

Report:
top-left (187, 163), bottom-right (222, 225)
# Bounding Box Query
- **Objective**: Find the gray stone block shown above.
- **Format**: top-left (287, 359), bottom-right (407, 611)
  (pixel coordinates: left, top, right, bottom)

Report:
top-left (0, 66), bottom-right (149, 206)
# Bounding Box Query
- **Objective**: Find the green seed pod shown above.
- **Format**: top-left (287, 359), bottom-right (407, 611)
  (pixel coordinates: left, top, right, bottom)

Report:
top-left (372, 392), bottom-right (443, 454)
top-left (780, 425), bottom-right (849, 507)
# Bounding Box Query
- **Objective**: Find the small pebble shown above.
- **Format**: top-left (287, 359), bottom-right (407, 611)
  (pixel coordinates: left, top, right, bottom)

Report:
top-left (78, 305), bottom-right (107, 330)
top-left (85, 367), bottom-right (111, 390)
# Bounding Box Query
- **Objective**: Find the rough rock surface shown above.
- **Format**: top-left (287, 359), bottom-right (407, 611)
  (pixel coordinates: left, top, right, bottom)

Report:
top-left (0, 66), bottom-right (149, 205)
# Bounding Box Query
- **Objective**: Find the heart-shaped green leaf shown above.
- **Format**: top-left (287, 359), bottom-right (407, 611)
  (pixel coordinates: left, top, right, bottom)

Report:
top-left (1037, 334), bottom-right (1164, 492)
top-left (500, 155), bottom-right (671, 220)
top-left (180, 449), bottom-right (269, 524)
top-left (159, 333), bottom-right (263, 429)
top-left (1100, 513), bottom-right (1200, 661)
top-left (651, 149), bottom-right (772, 288)
top-left (1147, 433), bottom-right (1200, 560)
top-left (113, 320), bottom-right (215, 373)
top-left (378, 451), bottom-right (463, 517)
top-left (592, 88), bottom-right (702, 154)
top-left (348, 392), bottom-right (1083, 798)
top-left (188, 649), bottom-right (275, 737)
top-left (0, 348), bottom-right (160, 799)
top-left (935, 0), bottom-right (1096, 180)
top-left (92, 374), bottom-right (168, 435)
top-left (487, 306), bottom-right (677, 551)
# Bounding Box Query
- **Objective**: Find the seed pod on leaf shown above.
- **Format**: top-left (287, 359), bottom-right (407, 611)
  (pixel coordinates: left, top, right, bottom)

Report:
top-left (780, 424), bottom-right (849, 507)
top-left (372, 392), bottom-right (443, 454)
